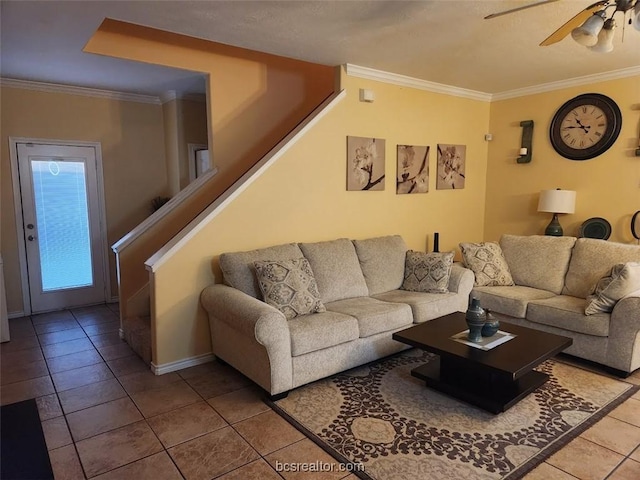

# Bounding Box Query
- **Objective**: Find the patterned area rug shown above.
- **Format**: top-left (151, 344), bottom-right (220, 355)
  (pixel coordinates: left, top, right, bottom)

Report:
top-left (271, 349), bottom-right (638, 480)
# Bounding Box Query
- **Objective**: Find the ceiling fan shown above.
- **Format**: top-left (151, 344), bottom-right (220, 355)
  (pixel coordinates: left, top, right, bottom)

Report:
top-left (485, 0), bottom-right (640, 52)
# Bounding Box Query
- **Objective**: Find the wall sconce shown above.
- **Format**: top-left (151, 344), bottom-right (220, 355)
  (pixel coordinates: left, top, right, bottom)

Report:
top-left (537, 188), bottom-right (576, 236)
top-left (517, 120), bottom-right (534, 164)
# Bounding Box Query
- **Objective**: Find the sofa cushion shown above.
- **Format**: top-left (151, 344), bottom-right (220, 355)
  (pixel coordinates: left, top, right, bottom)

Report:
top-left (220, 243), bottom-right (304, 298)
top-left (459, 242), bottom-right (514, 287)
top-left (563, 239), bottom-right (640, 299)
top-left (471, 286), bottom-right (556, 318)
top-left (288, 311), bottom-right (359, 356)
top-left (402, 251), bottom-right (454, 293)
top-left (585, 262), bottom-right (640, 315)
top-left (373, 290), bottom-right (460, 324)
top-left (527, 295), bottom-right (610, 337)
top-left (325, 297), bottom-right (413, 338)
top-left (254, 258), bottom-right (326, 320)
top-left (299, 239), bottom-right (369, 303)
top-left (353, 235), bottom-right (408, 295)
top-left (499, 235), bottom-right (576, 294)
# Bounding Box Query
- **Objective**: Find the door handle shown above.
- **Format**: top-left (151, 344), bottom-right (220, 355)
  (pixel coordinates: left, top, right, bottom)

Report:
top-left (28, 235), bottom-right (36, 241)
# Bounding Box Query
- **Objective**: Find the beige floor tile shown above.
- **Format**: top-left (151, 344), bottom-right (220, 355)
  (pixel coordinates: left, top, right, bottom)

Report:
top-left (71, 304), bottom-right (115, 317)
top-left (42, 337), bottom-right (95, 359)
top-left (580, 415), bottom-right (640, 455)
top-left (522, 462), bottom-right (580, 479)
top-left (66, 396), bottom-right (143, 441)
top-left (8, 318), bottom-right (36, 338)
top-left (36, 393), bottom-right (64, 420)
top-left (34, 319), bottom-right (81, 335)
top-left (632, 389), bottom-right (640, 401)
top-left (82, 320), bottom-right (120, 337)
top-left (42, 416), bottom-right (73, 450)
top-left (89, 331), bottom-right (123, 348)
top-left (119, 370), bottom-right (183, 395)
top-left (97, 342), bottom-right (135, 361)
top-left (51, 362), bottom-right (114, 392)
top-left (130, 380), bottom-right (201, 417)
top-left (0, 335), bottom-right (40, 353)
top-left (184, 368), bottom-right (252, 399)
top-left (177, 361), bottom-right (227, 380)
top-left (266, 438), bottom-right (350, 480)
top-left (38, 327), bottom-right (87, 346)
top-left (234, 410), bottom-right (306, 456)
top-left (0, 375), bottom-right (55, 406)
top-left (631, 446), bottom-right (640, 462)
top-left (76, 312), bottom-right (118, 327)
top-left (76, 420), bottom-right (163, 478)
top-left (92, 451), bottom-right (183, 480)
top-left (49, 444), bottom-right (85, 480)
top-left (610, 399), bottom-right (640, 427)
top-left (608, 459), bottom-right (640, 480)
top-left (208, 386), bottom-right (271, 424)
top-left (106, 354), bottom-right (149, 377)
top-left (148, 400), bottom-right (227, 448)
top-left (217, 458), bottom-right (284, 480)
top-left (168, 426), bottom-right (259, 480)
top-left (0, 346), bottom-right (44, 365)
top-left (1, 358), bottom-right (49, 385)
top-left (58, 378), bottom-right (127, 414)
top-left (46, 348), bottom-right (103, 374)
top-left (547, 437), bottom-right (623, 480)
top-left (31, 310), bottom-right (75, 325)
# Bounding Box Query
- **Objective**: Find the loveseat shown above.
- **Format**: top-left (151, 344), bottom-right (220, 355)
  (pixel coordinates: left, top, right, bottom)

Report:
top-left (462, 235), bottom-right (640, 375)
top-left (200, 235), bottom-right (474, 397)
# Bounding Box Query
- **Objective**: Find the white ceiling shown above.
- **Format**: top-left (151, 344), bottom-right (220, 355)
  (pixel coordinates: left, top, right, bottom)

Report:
top-left (1, 0), bottom-right (639, 97)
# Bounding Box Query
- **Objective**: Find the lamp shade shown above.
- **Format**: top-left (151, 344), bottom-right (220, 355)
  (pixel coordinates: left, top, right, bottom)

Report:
top-left (537, 189), bottom-right (576, 214)
top-left (589, 19), bottom-right (616, 53)
top-left (571, 11), bottom-right (605, 46)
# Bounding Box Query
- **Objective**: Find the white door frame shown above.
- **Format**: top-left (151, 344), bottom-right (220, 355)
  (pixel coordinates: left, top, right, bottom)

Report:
top-left (9, 137), bottom-right (111, 315)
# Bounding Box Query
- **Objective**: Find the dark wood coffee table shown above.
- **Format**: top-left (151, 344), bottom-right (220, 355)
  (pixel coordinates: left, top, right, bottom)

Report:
top-left (392, 312), bottom-right (572, 413)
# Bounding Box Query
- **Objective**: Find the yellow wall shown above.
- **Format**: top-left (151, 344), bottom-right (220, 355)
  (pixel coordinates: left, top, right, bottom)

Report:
top-left (485, 76), bottom-right (640, 243)
top-left (85, 19), bottom-right (336, 323)
top-left (150, 68), bottom-right (491, 366)
top-left (0, 86), bottom-right (167, 314)
top-left (177, 98), bottom-right (208, 190)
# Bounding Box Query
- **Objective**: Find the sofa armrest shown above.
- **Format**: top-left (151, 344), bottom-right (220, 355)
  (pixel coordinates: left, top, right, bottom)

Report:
top-left (607, 290), bottom-right (640, 372)
top-left (201, 284), bottom-right (290, 347)
top-left (448, 263), bottom-right (474, 296)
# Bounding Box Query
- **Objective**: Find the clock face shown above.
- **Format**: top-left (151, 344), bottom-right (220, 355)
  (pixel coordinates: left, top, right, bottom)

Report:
top-left (550, 93), bottom-right (622, 161)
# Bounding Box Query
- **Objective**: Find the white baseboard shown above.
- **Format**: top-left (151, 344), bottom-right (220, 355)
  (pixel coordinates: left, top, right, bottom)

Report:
top-left (151, 352), bottom-right (215, 375)
top-left (8, 311), bottom-right (26, 319)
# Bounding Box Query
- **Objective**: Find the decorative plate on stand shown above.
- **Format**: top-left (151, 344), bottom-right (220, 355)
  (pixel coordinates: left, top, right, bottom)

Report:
top-left (632, 211), bottom-right (640, 241)
top-left (579, 217), bottom-right (612, 240)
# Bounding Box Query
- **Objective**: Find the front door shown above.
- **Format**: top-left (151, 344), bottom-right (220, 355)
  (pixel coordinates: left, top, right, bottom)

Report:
top-left (16, 143), bottom-right (107, 313)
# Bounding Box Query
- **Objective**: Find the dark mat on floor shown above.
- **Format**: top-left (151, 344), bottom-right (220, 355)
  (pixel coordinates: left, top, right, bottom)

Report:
top-left (1, 398), bottom-right (54, 480)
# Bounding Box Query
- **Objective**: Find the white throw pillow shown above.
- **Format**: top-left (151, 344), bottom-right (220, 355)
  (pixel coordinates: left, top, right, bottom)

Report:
top-left (585, 262), bottom-right (640, 315)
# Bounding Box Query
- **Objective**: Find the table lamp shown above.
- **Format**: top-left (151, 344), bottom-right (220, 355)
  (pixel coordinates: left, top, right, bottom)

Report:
top-left (537, 189), bottom-right (576, 236)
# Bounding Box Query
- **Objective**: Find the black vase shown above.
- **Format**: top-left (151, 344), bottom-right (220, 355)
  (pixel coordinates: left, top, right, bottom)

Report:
top-left (465, 297), bottom-right (486, 342)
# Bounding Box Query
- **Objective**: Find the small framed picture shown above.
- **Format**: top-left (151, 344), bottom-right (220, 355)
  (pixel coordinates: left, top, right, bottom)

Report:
top-left (436, 144), bottom-right (466, 190)
top-left (347, 136), bottom-right (386, 191)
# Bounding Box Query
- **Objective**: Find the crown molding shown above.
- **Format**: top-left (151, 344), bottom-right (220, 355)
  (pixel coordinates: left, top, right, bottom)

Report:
top-left (345, 64), bottom-right (492, 102)
top-left (159, 90), bottom-right (207, 104)
top-left (0, 77), bottom-right (161, 104)
top-left (346, 64), bottom-right (640, 102)
top-left (491, 66), bottom-right (640, 101)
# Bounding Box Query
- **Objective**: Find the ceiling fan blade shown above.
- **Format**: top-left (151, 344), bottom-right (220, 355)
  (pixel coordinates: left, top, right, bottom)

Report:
top-left (540, 0), bottom-right (610, 46)
top-left (484, 0), bottom-right (559, 20)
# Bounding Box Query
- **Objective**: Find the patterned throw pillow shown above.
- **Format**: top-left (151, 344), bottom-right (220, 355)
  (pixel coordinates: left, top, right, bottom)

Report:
top-left (254, 258), bottom-right (326, 320)
top-left (585, 262), bottom-right (640, 315)
top-left (459, 242), bottom-right (515, 287)
top-left (401, 251), bottom-right (454, 293)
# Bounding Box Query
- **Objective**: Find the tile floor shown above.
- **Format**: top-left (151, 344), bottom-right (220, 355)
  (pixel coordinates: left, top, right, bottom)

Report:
top-left (0, 303), bottom-right (639, 480)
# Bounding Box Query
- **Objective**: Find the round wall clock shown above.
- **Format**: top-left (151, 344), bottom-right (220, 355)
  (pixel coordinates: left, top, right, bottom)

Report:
top-left (549, 93), bottom-right (622, 161)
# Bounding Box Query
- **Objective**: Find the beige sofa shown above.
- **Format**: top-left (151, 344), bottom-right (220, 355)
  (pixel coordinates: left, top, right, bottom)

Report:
top-left (468, 235), bottom-right (640, 375)
top-left (201, 235), bottom-right (474, 397)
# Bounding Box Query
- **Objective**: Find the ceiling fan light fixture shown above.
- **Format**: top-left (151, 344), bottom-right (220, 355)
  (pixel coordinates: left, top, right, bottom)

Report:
top-left (589, 18), bottom-right (617, 52)
top-left (633, 0), bottom-right (640, 31)
top-left (571, 10), bottom-right (606, 46)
